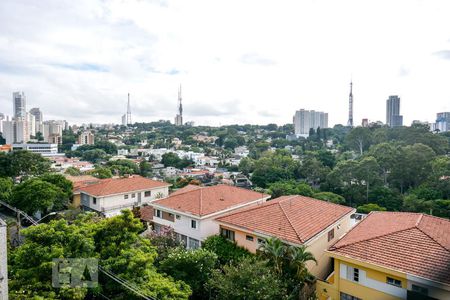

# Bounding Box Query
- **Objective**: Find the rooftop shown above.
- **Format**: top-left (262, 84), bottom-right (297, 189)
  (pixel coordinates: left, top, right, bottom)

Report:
top-left (216, 195), bottom-right (355, 244)
top-left (329, 212), bottom-right (450, 285)
top-left (78, 175), bottom-right (170, 197)
top-left (153, 184), bottom-right (269, 217)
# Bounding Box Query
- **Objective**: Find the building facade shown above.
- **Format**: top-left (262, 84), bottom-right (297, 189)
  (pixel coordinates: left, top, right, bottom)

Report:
top-left (316, 212), bottom-right (450, 300)
top-left (436, 112), bottom-right (450, 132)
top-left (13, 91), bottom-right (26, 119)
top-left (79, 175), bottom-right (170, 217)
top-left (0, 218), bottom-right (8, 300)
top-left (386, 95), bottom-right (403, 127)
top-left (12, 143), bottom-right (58, 156)
top-left (150, 185), bottom-right (270, 249)
top-left (78, 131), bottom-right (95, 145)
top-left (293, 109), bottom-right (328, 138)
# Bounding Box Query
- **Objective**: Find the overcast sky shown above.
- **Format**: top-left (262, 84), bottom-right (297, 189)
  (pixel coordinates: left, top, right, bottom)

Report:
top-left (1, 0), bottom-right (449, 126)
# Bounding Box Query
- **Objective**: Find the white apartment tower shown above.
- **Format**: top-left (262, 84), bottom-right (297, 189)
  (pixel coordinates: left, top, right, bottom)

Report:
top-left (293, 109), bottom-right (328, 137)
top-left (13, 92), bottom-right (26, 119)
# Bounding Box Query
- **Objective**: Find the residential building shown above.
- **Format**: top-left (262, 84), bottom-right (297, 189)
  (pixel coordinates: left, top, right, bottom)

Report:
top-left (149, 185), bottom-right (270, 249)
top-left (361, 118), bottom-right (369, 127)
top-left (386, 95), bottom-right (403, 127)
top-left (12, 143), bottom-right (58, 156)
top-left (216, 195), bottom-right (355, 278)
top-left (2, 119), bottom-right (29, 144)
top-left (78, 175), bottom-right (170, 217)
top-left (0, 217), bottom-right (8, 300)
top-left (436, 112), bottom-right (450, 132)
top-left (293, 109), bottom-right (328, 138)
top-left (29, 107), bottom-right (43, 123)
top-left (65, 175), bottom-right (101, 208)
top-left (316, 212), bottom-right (450, 300)
top-left (13, 91), bottom-right (26, 119)
top-left (27, 112), bottom-right (36, 137)
top-left (78, 131), bottom-right (95, 145)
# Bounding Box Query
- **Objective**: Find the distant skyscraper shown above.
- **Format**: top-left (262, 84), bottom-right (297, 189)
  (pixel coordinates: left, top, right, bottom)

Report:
top-left (386, 95), bottom-right (403, 127)
top-left (29, 107), bottom-right (43, 123)
top-left (13, 91), bottom-right (26, 119)
top-left (436, 112), bottom-right (450, 132)
top-left (126, 93), bottom-right (132, 126)
top-left (121, 114), bottom-right (126, 126)
top-left (361, 118), bottom-right (369, 127)
top-left (293, 109), bottom-right (328, 137)
top-left (347, 81), bottom-right (353, 127)
top-left (175, 85), bottom-right (183, 126)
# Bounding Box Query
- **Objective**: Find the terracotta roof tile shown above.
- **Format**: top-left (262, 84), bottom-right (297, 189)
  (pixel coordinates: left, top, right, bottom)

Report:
top-left (78, 175), bottom-right (170, 197)
top-left (330, 212), bottom-right (450, 284)
top-left (153, 185), bottom-right (269, 217)
top-left (216, 195), bottom-right (355, 244)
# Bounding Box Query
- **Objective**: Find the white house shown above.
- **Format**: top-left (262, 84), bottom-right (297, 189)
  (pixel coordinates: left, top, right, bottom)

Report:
top-left (79, 175), bottom-right (170, 217)
top-left (148, 184), bottom-right (270, 249)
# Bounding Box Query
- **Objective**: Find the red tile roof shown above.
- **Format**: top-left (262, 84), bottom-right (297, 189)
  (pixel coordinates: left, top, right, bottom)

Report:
top-left (216, 195), bottom-right (355, 244)
top-left (153, 184), bottom-right (269, 217)
top-left (330, 212), bottom-right (450, 284)
top-left (78, 175), bottom-right (170, 197)
top-left (65, 175), bottom-right (102, 193)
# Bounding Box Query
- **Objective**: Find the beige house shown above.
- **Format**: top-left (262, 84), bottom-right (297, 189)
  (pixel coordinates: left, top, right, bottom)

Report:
top-left (215, 195), bottom-right (356, 278)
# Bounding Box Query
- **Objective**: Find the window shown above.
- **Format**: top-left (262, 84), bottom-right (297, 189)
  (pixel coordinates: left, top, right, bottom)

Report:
top-left (92, 197), bottom-right (97, 205)
top-left (411, 284), bottom-right (428, 295)
top-left (257, 238), bottom-right (265, 245)
top-left (328, 229), bottom-right (335, 242)
top-left (340, 292), bottom-right (362, 300)
top-left (124, 194), bottom-right (129, 199)
top-left (169, 213), bottom-right (174, 218)
top-left (144, 191), bottom-right (151, 197)
top-left (189, 238), bottom-right (200, 249)
top-left (191, 220), bottom-right (197, 229)
top-left (246, 235), bottom-right (254, 241)
top-left (131, 193), bottom-right (136, 198)
top-left (386, 277), bottom-right (402, 287)
top-left (346, 266), bottom-right (359, 282)
top-left (176, 215), bottom-right (181, 220)
top-left (154, 209), bottom-right (161, 218)
top-left (220, 228), bottom-right (235, 241)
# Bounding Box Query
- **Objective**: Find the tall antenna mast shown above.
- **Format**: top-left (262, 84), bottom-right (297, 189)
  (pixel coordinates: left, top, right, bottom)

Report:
top-left (127, 93), bottom-right (132, 126)
top-left (347, 81), bottom-right (353, 127)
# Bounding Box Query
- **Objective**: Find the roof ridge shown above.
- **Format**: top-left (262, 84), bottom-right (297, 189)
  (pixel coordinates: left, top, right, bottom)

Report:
top-left (278, 197), bottom-right (305, 243)
top-left (216, 198), bottom-right (280, 221)
top-left (332, 226), bottom-right (421, 251)
top-left (415, 213), bottom-right (424, 226)
top-left (415, 222), bottom-right (450, 253)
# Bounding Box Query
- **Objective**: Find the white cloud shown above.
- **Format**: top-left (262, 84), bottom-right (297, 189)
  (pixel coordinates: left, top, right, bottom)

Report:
top-left (1, 0), bottom-right (450, 126)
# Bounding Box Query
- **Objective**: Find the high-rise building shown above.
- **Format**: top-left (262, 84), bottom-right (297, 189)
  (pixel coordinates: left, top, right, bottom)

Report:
top-left (293, 109), bottom-right (328, 137)
top-left (347, 81), bottom-right (353, 127)
top-left (361, 118), bottom-right (369, 127)
top-left (2, 119), bottom-right (29, 144)
top-left (13, 91), bottom-right (26, 119)
top-left (78, 131), bottom-right (95, 145)
top-left (126, 93), bottom-right (132, 126)
top-left (29, 107), bottom-right (43, 123)
top-left (175, 85), bottom-right (183, 126)
top-left (27, 112), bottom-right (36, 137)
top-left (386, 95), bottom-right (403, 127)
top-left (121, 114), bottom-right (126, 126)
top-left (436, 112), bottom-right (450, 132)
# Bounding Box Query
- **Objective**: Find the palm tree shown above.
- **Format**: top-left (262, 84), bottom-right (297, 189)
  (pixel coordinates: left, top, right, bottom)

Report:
top-left (258, 237), bottom-right (287, 274)
top-left (288, 245), bottom-right (317, 281)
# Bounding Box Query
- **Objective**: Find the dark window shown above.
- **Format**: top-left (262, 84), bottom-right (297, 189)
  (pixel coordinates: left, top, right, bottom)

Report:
top-left (154, 209), bottom-right (161, 218)
top-left (328, 228), bottom-right (335, 242)
top-left (340, 292), bottom-right (362, 300)
top-left (191, 219), bottom-right (197, 229)
top-left (176, 215), bottom-right (181, 220)
top-left (144, 191), bottom-right (151, 197)
top-left (411, 284), bottom-right (428, 295)
top-left (124, 194), bottom-right (129, 199)
top-left (92, 197), bottom-right (96, 205)
top-left (131, 193), bottom-right (136, 198)
top-left (257, 238), bottom-right (265, 245)
top-left (220, 228), bottom-right (235, 241)
top-left (387, 277), bottom-right (402, 287)
top-left (246, 235), bottom-right (254, 241)
top-left (353, 268), bottom-right (359, 282)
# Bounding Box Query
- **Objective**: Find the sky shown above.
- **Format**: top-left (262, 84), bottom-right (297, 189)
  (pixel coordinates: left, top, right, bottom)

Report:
top-left (0, 0), bottom-right (450, 127)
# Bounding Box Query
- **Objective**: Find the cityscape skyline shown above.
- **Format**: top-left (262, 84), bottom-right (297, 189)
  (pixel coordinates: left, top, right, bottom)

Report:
top-left (1, 0), bottom-right (450, 126)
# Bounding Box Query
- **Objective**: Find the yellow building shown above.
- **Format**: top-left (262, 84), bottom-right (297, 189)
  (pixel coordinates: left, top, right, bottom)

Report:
top-left (316, 212), bottom-right (450, 300)
top-left (215, 195), bottom-right (356, 279)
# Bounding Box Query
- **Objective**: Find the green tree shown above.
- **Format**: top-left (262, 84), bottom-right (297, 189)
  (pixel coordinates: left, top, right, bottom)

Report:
top-left (357, 203), bottom-right (387, 213)
top-left (82, 149), bottom-right (108, 163)
top-left (345, 127), bottom-right (373, 155)
top-left (159, 248), bottom-right (218, 299)
top-left (207, 257), bottom-right (287, 300)
top-left (89, 167), bottom-right (113, 179)
top-left (65, 166), bottom-right (82, 176)
top-left (313, 191), bottom-right (346, 205)
top-left (39, 173), bottom-right (74, 211)
top-left (0, 150), bottom-right (51, 178)
top-left (202, 235), bottom-right (251, 265)
top-left (10, 179), bottom-right (61, 215)
top-left (251, 152), bottom-right (300, 188)
top-left (0, 177), bottom-right (13, 202)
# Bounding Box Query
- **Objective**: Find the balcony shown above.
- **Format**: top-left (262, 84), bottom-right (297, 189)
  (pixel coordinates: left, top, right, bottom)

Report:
top-left (316, 271), bottom-right (338, 300)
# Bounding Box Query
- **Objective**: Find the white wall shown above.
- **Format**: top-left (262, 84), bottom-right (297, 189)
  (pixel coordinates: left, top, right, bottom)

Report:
top-left (0, 218), bottom-right (8, 300)
top-left (407, 275), bottom-right (450, 299)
